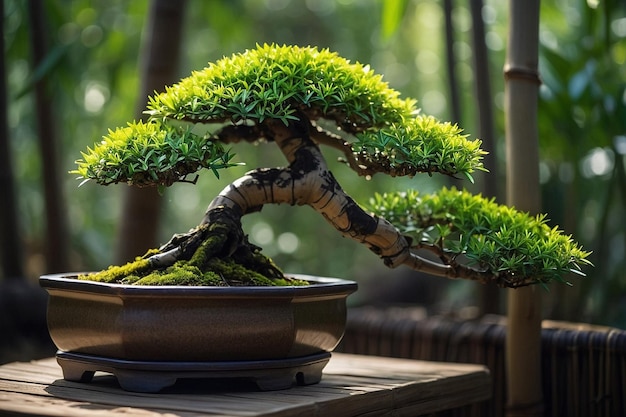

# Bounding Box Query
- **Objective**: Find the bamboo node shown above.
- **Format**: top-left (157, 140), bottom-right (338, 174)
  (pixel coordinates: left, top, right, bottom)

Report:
top-left (503, 65), bottom-right (542, 85)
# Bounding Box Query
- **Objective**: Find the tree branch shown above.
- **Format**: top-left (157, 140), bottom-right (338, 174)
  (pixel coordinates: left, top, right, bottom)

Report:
top-left (309, 124), bottom-right (374, 177)
top-left (148, 118), bottom-right (538, 288)
top-left (203, 120), bottom-right (416, 268)
top-left (216, 124), bottom-right (264, 144)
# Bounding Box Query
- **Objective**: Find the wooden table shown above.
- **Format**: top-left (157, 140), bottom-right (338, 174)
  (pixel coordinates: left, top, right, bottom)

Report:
top-left (0, 353), bottom-right (490, 417)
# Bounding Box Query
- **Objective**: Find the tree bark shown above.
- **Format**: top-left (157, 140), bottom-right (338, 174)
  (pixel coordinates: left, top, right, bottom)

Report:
top-left (197, 120), bottom-right (510, 285)
top-left (0, 0), bottom-right (25, 280)
top-left (504, 1), bottom-right (543, 416)
top-left (204, 120), bottom-right (412, 269)
top-left (114, 0), bottom-right (187, 264)
top-left (28, 0), bottom-right (70, 273)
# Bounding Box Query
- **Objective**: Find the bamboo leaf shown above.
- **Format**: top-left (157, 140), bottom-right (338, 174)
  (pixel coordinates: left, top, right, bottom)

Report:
top-left (381, 0), bottom-right (409, 41)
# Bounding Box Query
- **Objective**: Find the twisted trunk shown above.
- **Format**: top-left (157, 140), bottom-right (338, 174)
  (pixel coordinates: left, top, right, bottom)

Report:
top-left (205, 120), bottom-right (408, 267)
top-left (147, 119), bottom-right (499, 285)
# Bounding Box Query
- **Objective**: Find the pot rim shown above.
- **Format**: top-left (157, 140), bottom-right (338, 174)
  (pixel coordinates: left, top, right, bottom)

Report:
top-left (39, 272), bottom-right (358, 298)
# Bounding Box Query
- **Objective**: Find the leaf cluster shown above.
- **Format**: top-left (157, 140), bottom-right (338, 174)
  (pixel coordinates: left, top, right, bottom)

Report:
top-left (146, 43), bottom-right (415, 132)
top-left (74, 44), bottom-right (487, 186)
top-left (367, 187), bottom-right (592, 287)
top-left (71, 120), bottom-right (238, 187)
top-left (352, 115), bottom-right (488, 181)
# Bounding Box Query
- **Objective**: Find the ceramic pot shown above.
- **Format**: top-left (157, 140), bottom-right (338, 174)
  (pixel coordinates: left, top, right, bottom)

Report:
top-left (40, 273), bottom-right (357, 392)
top-left (40, 273), bottom-right (357, 362)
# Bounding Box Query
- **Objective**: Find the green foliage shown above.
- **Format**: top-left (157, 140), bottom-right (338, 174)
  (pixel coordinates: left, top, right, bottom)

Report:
top-left (353, 115), bottom-right (487, 181)
top-left (75, 44), bottom-right (485, 186)
top-left (367, 187), bottom-right (592, 287)
top-left (146, 43), bottom-right (415, 131)
top-left (71, 120), bottom-right (238, 187)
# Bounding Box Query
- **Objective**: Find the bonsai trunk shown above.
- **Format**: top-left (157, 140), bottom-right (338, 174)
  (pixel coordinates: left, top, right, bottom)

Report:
top-left (151, 118), bottom-right (418, 274)
top-left (147, 118), bottom-right (501, 285)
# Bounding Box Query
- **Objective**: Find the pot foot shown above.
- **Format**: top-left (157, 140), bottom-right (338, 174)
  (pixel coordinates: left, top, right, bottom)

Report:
top-left (116, 371), bottom-right (177, 393)
top-left (255, 366), bottom-right (324, 391)
top-left (59, 363), bottom-right (95, 383)
top-left (55, 351), bottom-right (331, 392)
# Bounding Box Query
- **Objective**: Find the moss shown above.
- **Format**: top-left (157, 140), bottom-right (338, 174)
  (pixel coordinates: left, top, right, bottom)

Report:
top-left (130, 262), bottom-right (223, 286)
top-left (81, 256), bottom-right (308, 287)
top-left (78, 257), bottom-right (151, 283)
top-left (203, 257), bottom-right (308, 286)
top-left (79, 235), bottom-right (308, 286)
top-left (187, 225), bottom-right (229, 269)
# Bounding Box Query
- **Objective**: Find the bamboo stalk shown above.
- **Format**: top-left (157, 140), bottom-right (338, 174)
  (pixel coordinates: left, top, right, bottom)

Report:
top-left (504, 0), bottom-right (543, 415)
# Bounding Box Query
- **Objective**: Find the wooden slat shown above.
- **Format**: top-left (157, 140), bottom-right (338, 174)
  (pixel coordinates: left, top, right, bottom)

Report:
top-left (0, 353), bottom-right (490, 417)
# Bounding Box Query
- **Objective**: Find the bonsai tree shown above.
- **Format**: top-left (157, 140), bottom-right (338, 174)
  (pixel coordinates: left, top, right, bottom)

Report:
top-left (72, 44), bottom-right (590, 288)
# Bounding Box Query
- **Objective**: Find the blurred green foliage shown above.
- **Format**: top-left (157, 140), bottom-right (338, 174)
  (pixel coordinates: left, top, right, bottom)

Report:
top-left (537, 0), bottom-right (626, 325)
top-left (4, 0), bottom-right (625, 326)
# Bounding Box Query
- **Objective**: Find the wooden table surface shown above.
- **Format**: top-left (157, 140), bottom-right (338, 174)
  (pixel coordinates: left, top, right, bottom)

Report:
top-left (0, 353), bottom-right (491, 417)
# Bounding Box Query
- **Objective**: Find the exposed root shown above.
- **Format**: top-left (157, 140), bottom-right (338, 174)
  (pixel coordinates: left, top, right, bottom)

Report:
top-left (78, 207), bottom-right (305, 286)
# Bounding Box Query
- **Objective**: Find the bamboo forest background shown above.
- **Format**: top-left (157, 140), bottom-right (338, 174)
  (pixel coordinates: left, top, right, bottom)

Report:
top-left (3, 0), bottom-right (626, 327)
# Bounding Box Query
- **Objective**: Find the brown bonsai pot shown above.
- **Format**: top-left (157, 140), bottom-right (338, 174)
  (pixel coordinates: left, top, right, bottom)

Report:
top-left (40, 273), bottom-right (357, 392)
